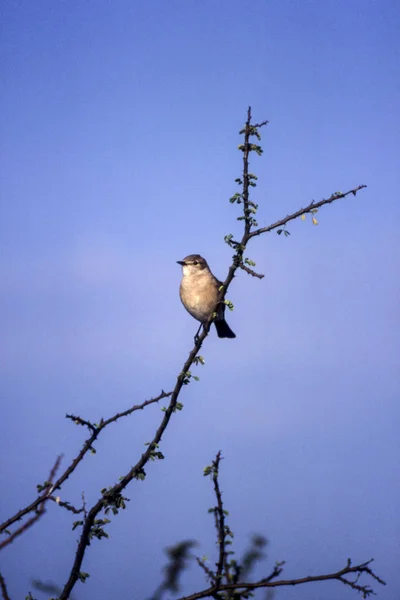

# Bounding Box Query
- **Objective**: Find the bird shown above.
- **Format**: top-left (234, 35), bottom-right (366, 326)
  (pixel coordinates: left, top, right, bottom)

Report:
top-left (177, 254), bottom-right (236, 339)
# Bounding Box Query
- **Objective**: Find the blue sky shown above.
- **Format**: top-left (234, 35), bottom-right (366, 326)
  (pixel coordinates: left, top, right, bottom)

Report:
top-left (1, 1), bottom-right (399, 599)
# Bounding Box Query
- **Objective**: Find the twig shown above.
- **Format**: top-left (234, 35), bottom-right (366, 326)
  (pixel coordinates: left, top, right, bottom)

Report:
top-left (48, 496), bottom-right (85, 514)
top-left (252, 119), bottom-right (269, 128)
top-left (195, 557), bottom-right (216, 584)
top-left (59, 336), bottom-right (211, 599)
top-left (0, 392), bottom-right (171, 536)
top-left (58, 108), bottom-right (369, 599)
top-left (0, 456), bottom-right (62, 551)
top-left (260, 562), bottom-right (285, 583)
top-left (81, 492), bottom-right (88, 520)
top-left (211, 452), bottom-right (229, 586)
top-left (212, 107), bottom-right (267, 328)
top-left (249, 186), bottom-right (367, 239)
top-left (0, 572), bottom-right (11, 600)
top-left (239, 262), bottom-right (264, 278)
top-left (1, 108), bottom-right (371, 600)
top-left (176, 558), bottom-right (385, 600)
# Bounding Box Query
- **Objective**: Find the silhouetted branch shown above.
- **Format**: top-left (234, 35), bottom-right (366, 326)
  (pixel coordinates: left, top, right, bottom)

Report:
top-left (0, 455), bottom-right (62, 551)
top-left (156, 453), bottom-right (384, 600)
top-left (0, 572), bottom-right (11, 600)
top-left (0, 392), bottom-right (171, 537)
top-left (59, 343), bottom-right (211, 599)
top-left (48, 496), bottom-right (85, 514)
top-left (176, 558), bottom-right (385, 600)
top-left (249, 185), bottom-right (367, 239)
top-left (195, 557), bottom-right (216, 585)
top-left (239, 262), bottom-right (265, 278)
top-left (252, 119), bottom-right (269, 129)
top-left (209, 452), bottom-right (231, 585)
top-left (49, 109), bottom-right (371, 600)
top-left (1, 108), bottom-right (371, 600)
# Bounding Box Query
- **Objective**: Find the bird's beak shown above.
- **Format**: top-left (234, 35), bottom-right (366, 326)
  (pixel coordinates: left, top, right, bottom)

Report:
top-left (177, 260), bottom-right (186, 266)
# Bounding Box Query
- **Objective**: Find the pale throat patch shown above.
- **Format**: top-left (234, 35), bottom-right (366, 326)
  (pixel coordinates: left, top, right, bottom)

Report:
top-left (182, 263), bottom-right (203, 277)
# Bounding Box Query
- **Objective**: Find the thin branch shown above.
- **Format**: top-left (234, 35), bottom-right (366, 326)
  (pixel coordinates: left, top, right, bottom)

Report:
top-left (59, 109), bottom-right (370, 600)
top-left (48, 496), bottom-right (85, 514)
top-left (0, 456), bottom-right (62, 551)
top-left (177, 558), bottom-right (385, 600)
top-left (249, 185), bottom-right (367, 239)
top-left (0, 391), bottom-right (171, 536)
top-left (65, 415), bottom-right (97, 432)
top-left (194, 453), bottom-right (384, 600)
top-left (2, 108), bottom-right (371, 600)
top-left (0, 572), bottom-right (11, 600)
top-left (260, 562), bottom-right (285, 583)
top-left (211, 452), bottom-right (229, 586)
top-left (213, 107), bottom-right (266, 328)
top-left (59, 333), bottom-right (211, 599)
top-left (252, 120), bottom-right (269, 128)
top-left (81, 492), bottom-right (88, 521)
top-left (239, 262), bottom-right (265, 278)
top-left (195, 557), bottom-right (216, 585)
top-left (242, 107), bottom-right (253, 237)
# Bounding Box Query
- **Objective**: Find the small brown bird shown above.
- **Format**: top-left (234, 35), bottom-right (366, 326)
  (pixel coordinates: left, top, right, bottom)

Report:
top-left (177, 254), bottom-right (236, 339)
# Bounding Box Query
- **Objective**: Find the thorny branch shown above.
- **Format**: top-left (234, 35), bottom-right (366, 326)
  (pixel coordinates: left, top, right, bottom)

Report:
top-left (48, 496), bottom-right (85, 515)
top-left (59, 341), bottom-right (211, 599)
top-left (57, 109), bottom-right (282, 599)
top-left (0, 455), bottom-right (62, 551)
top-left (248, 185), bottom-right (367, 239)
top-left (238, 262), bottom-right (264, 278)
top-left (0, 572), bottom-right (11, 600)
top-left (1, 107), bottom-right (374, 600)
top-left (210, 453), bottom-right (232, 587)
top-left (153, 453), bottom-right (385, 600)
top-left (175, 559), bottom-right (386, 600)
top-left (0, 391), bottom-right (171, 537)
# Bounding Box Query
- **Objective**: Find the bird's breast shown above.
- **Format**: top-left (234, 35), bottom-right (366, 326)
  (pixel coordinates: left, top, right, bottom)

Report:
top-left (179, 274), bottom-right (219, 321)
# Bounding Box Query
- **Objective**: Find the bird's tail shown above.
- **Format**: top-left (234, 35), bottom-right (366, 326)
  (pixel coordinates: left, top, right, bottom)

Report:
top-left (214, 319), bottom-right (236, 339)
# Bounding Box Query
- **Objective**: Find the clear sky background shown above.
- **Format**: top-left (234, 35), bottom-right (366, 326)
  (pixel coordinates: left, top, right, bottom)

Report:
top-left (1, 1), bottom-right (399, 599)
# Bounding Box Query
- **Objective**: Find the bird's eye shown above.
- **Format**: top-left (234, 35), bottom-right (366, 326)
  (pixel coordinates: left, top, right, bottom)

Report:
top-left (193, 260), bottom-right (198, 265)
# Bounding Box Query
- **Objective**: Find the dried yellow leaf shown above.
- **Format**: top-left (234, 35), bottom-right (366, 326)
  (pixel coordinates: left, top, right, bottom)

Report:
top-left (312, 217), bottom-right (318, 225)
top-left (301, 214), bottom-right (306, 221)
